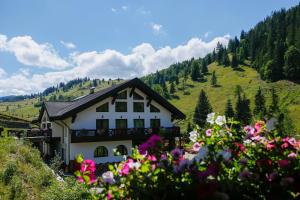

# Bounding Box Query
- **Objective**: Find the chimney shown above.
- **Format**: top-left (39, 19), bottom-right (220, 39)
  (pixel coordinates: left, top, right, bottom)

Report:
top-left (90, 87), bottom-right (95, 94)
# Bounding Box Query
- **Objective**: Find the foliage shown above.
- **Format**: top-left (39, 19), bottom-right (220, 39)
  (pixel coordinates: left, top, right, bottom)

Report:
top-left (76, 114), bottom-right (300, 199)
top-left (193, 90), bottom-right (212, 127)
top-left (254, 87), bottom-right (267, 118)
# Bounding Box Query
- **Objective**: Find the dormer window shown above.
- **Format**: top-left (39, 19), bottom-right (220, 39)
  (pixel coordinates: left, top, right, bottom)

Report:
top-left (115, 102), bottom-right (127, 112)
top-left (133, 92), bottom-right (144, 100)
top-left (150, 104), bottom-right (160, 113)
top-left (96, 102), bottom-right (109, 112)
top-left (133, 102), bottom-right (144, 112)
top-left (116, 91), bottom-right (127, 99)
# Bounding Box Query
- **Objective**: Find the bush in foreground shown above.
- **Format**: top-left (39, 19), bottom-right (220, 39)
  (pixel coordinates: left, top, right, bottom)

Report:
top-left (75, 114), bottom-right (300, 200)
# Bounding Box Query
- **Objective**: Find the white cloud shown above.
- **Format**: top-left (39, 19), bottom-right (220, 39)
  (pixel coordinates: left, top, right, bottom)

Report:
top-left (151, 23), bottom-right (165, 35)
top-left (0, 67), bottom-right (7, 78)
top-left (0, 34), bottom-right (69, 69)
top-left (136, 7), bottom-right (151, 15)
top-left (0, 35), bottom-right (230, 96)
top-left (121, 6), bottom-right (128, 11)
top-left (111, 8), bottom-right (117, 12)
top-left (60, 41), bottom-right (76, 49)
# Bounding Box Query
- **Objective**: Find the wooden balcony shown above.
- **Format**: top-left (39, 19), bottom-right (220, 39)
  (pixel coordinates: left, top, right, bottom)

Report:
top-left (25, 129), bottom-right (56, 142)
top-left (70, 127), bottom-right (180, 143)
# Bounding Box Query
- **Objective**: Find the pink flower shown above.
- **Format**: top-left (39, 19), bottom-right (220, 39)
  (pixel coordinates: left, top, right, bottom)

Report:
top-left (281, 142), bottom-right (289, 149)
top-left (277, 159), bottom-right (289, 168)
top-left (193, 142), bottom-right (201, 152)
top-left (107, 192), bottom-right (113, 200)
top-left (244, 125), bottom-right (255, 135)
top-left (254, 121), bottom-right (264, 134)
top-left (120, 164), bottom-right (130, 175)
top-left (80, 160), bottom-right (96, 173)
top-left (147, 155), bottom-right (157, 162)
top-left (205, 129), bottom-right (212, 137)
top-left (266, 140), bottom-right (276, 150)
top-left (288, 152), bottom-right (297, 158)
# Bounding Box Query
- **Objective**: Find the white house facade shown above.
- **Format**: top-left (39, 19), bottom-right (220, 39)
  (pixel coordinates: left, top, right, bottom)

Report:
top-left (36, 78), bottom-right (185, 167)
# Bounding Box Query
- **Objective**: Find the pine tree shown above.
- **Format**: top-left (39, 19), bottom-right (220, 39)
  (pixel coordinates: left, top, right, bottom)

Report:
top-left (283, 45), bottom-right (300, 80)
top-left (269, 87), bottom-right (279, 114)
top-left (201, 60), bottom-right (208, 74)
top-left (187, 122), bottom-right (193, 133)
top-left (191, 60), bottom-right (201, 81)
top-left (211, 71), bottom-right (217, 87)
top-left (169, 81), bottom-right (176, 94)
top-left (161, 81), bottom-right (170, 99)
top-left (225, 99), bottom-right (235, 118)
top-left (235, 94), bottom-right (252, 125)
top-left (254, 87), bottom-right (266, 118)
top-left (222, 52), bottom-right (230, 66)
top-left (193, 90), bottom-right (212, 127)
top-left (231, 53), bottom-right (239, 70)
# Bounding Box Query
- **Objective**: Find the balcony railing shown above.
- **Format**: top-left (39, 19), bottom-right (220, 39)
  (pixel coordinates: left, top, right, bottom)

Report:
top-left (71, 127), bottom-right (180, 143)
top-left (26, 129), bottom-right (52, 141)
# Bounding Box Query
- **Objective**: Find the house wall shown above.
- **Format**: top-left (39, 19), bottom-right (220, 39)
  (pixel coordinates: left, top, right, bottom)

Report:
top-left (70, 140), bottom-right (132, 163)
top-left (70, 88), bottom-right (173, 130)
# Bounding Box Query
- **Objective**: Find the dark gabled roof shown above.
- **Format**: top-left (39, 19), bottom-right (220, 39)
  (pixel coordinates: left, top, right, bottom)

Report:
top-left (39, 78), bottom-right (185, 121)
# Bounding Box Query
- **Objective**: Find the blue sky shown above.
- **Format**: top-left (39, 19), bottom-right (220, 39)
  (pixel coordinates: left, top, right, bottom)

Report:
top-left (0, 0), bottom-right (298, 96)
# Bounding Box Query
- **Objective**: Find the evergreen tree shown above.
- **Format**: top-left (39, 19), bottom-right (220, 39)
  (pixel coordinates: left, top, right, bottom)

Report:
top-left (283, 45), bottom-right (300, 80)
top-left (254, 87), bottom-right (267, 118)
top-left (161, 81), bottom-right (170, 99)
top-left (235, 94), bottom-right (252, 125)
top-left (231, 53), bottom-right (239, 70)
top-left (193, 90), bottom-right (212, 127)
top-left (211, 71), bottom-right (217, 87)
top-left (216, 42), bottom-right (224, 65)
top-left (225, 99), bottom-right (235, 118)
top-left (269, 87), bottom-right (279, 114)
top-left (201, 60), bottom-right (208, 74)
top-left (191, 60), bottom-right (201, 81)
top-left (169, 81), bottom-right (176, 94)
top-left (222, 52), bottom-right (230, 66)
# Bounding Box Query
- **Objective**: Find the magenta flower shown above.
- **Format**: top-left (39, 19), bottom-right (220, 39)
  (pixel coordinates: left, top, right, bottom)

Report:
top-left (266, 171), bottom-right (278, 182)
top-left (266, 140), bottom-right (276, 150)
top-left (277, 159), bottom-right (289, 168)
top-left (138, 134), bottom-right (162, 155)
top-left (80, 159), bottom-right (96, 173)
top-left (205, 129), bottom-right (212, 137)
top-left (193, 142), bottom-right (201, 152)
top-left (281, 142), bottom-right (289, 149)
top-left (107, 192), bottom-right (113, 200)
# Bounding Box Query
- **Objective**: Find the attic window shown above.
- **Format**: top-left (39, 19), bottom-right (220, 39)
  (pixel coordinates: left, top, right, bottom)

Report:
top-left (150, 104), bottom-right (160, 113)
top-left (116, 91), bottom-right (127, 99)
top-left (133, 92), bottom-right (144, 100)
top-left (96, 102), bottom-right (109, 112)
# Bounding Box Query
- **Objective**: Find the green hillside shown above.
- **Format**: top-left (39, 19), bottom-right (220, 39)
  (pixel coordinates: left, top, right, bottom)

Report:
top-left (168, 62), bottom-right (300, 133)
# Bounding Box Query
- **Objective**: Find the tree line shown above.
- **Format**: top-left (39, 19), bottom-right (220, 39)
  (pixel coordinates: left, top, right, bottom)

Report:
top-left (192, 86), bottom-right (293, 135)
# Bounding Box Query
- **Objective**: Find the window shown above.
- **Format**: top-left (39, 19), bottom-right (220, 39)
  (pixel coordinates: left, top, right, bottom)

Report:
top-left (116, 91), bottom-right (127, 99)
top-left (150, 104), bottom-right (160, 112)
top-left (94, 146), bottom-right (108, 157)
top-left (116, 119), bottom-right (127, 129)
top-left (133, 102), bottom-right (144, 112)
top-left (114, 145), bottom-right (128, 156)
top-left (96, 119), bottom-right (109, 135)
top-left (134, 119), bottom-right (145, 128)
top-left (150, 119), bottom-right (161, 128)
top-left (96, 102), bottom-right (109, 112)
top-left (133, 92), bottom-right (144, 100)
top-left (115, 102), bottom-right (127, 112)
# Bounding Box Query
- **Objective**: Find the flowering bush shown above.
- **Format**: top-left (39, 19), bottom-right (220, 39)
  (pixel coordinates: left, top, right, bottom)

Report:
top-left (75, 113), bottom-right (300, 199)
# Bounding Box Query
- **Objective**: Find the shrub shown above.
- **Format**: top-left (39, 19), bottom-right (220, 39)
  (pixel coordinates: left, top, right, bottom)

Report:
top-left (75, 113), bottom-right (300, 199)
top-left (2, 162), bottom-right (17, 185)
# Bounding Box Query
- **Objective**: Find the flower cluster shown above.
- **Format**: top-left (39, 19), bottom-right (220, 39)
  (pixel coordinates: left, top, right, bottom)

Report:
top-left (74, 154), bottom-right (97, 185)
top-left (75, 114), bottom-right (300, 199)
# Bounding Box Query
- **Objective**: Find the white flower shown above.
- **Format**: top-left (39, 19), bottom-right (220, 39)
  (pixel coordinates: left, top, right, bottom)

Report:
top-left (243, 139), bottom-right (252, 144)
top-left (215, 115), bottom-right (226, 126)
top-left (189, 131), bottom-right (199, 142)
top-left (129, 162), bottom-right (141, 170)
top-left (102, 171), bottom-right (115, 184)
top-left (206, 113), bottom-right (215, 124)
top-left (194, 145), bottom-right (208, 162)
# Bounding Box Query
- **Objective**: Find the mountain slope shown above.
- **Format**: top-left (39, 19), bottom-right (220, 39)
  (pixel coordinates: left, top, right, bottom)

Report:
top-left (168, 62), bottom-right (300, 133)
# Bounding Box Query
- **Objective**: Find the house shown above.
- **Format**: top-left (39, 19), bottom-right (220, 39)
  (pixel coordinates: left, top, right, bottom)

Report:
top-left (37, 78), bottom-right (185, 166)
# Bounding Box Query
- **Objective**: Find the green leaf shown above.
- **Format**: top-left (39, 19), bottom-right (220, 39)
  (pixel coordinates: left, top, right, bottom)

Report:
top-left (75, 154), bottom-right (84, 164)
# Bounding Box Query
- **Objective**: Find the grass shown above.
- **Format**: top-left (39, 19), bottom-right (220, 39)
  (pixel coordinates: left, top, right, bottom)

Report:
top-left (170, 63), bottom-right (300, 133)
